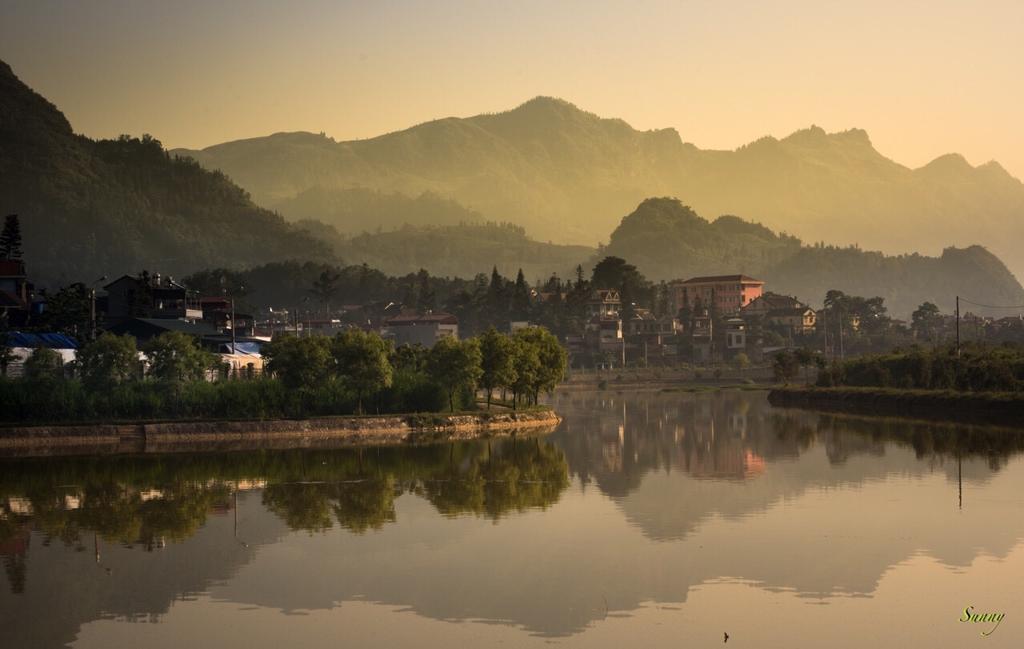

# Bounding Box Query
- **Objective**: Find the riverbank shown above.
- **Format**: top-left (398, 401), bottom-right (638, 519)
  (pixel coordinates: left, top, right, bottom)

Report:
top-left (768, 386), bottom-right (1024, 427)
top-left (0, 409), bottom-right (561, 457)
top-left (561, 368), bottom-right (775, 392)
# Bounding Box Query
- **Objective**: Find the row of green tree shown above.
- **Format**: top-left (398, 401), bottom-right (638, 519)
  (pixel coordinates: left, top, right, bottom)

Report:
top-left (261, 325), bottom-right (567, 413)
top-left (0, 326), bottom-right (566, 423)
top-left (815, 343), bottom-right (1024, 392)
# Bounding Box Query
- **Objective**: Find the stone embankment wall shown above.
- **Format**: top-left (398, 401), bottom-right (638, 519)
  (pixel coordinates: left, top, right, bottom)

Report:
top-left (0, 410), bottom-right (561, 457)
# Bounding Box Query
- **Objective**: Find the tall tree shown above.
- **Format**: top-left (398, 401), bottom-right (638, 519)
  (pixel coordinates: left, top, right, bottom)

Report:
top-left (76, 333), bottom-right (139, 390)
top-left (143, 332), bottom-right (217, 383)
top-left (591, 256), bottom-right (650, 320)
top-left (0, 215), bottom-right (22, 260)
top-left (508, 337), bottom-right (540, 410)
top-left (911, 302), bottom-right (943, 343)
top-left (415, 268), bottom-right (436, 313)
top-left (478, 327), bottom-right (516, 410)
top-left (331, 329), bottom-right (393, 413)
top-left (511, 269), bottom-right (531, 320)
top-left (513, 326), bottom-right (568, 404)
top-left (263, 334), bottom-right (333, 389)
top-left (310, 269), bottom-right (342, 314)
top-left (427, 336), bottom-right (483, 413)
top-left (39, 283), bottom-right (91, 338)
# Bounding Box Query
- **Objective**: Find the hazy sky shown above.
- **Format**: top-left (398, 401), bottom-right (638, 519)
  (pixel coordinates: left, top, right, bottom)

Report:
top-left (2, 0), bottom-right (1023, 177)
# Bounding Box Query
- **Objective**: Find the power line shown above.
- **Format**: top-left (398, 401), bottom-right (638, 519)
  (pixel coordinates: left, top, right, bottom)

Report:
top-left (957, 297), bottom-right (1024, 310)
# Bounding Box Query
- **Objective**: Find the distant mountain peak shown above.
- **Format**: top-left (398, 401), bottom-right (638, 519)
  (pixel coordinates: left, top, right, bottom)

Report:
top-left (503, 96), bottom-right (598, 122)
top-left (781, 125), bottom-right (873, 149)
top-left (921, 152), bottom-right (974, 174)
top-left (516, 95), bottom-right (579, 111)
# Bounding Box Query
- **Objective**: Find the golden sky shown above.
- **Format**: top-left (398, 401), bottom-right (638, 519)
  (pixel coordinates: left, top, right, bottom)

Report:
top-left (2, 0), bottom-right (1022, 178)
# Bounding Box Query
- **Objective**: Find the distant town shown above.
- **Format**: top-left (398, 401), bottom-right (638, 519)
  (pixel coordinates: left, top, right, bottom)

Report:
top-left (4, 211), bottom-right (1022, 379)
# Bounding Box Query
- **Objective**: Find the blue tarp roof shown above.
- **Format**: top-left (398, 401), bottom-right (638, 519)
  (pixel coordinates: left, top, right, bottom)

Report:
top-left (221, 341), bottom-right (262, 355)
top-left (4, 331), bottom-right (80, 349)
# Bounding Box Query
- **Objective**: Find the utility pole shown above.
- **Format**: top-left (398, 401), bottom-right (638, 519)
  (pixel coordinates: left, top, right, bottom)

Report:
top-left (821, 308), bottom-right (829, 360)
top-left (90, 275), bottom-right (107, 340)
top-left (955, 295), bottom-right (961, 357)
top-left (838, 309), bottom-right (845, 360)
top-left (230, 296), bottom-right (237, 355)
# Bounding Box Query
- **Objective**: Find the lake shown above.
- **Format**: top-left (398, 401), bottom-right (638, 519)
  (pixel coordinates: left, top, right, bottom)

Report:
top-left (2, 389), bottom-right (1023, 648)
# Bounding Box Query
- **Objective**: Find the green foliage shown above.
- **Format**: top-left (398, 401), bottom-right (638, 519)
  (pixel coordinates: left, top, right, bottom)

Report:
top-left (38, 282), bottom-right (92, 338)
top-left (76, 333), bottom-right (139, 390)
top-left (142, 331), bottom-right (218, 383)
top-left (513, 326), bottom-right (567, 402)
top-left (478, 327), bottom-right (516, 409)
top-left (330, 329), bottom-right (393, 413)
top-left (509, 336), bottom-right (541, 408)
top-left (23, 346), bottom-right (63, 381)
top-left (733, 352), bottom-right (751, 371)
top-left (911, 302), bottom-right (942, 342)
top-left (262, 334), bottom-right (333, 390)
top-left (0, 331), bottom-right (15, 377)
top-left (0, 214), bottom-right (23, 259)
top-left (427, 336), bottom-right (483, 413)
top-left (772, 351), bottom-right (800, 384)
top-left (817, 344), bottom-right (1024, 392)
top-left (591, 256), bottom-right (651, 318)
top-left (0, 63), bottom-right (333, 287)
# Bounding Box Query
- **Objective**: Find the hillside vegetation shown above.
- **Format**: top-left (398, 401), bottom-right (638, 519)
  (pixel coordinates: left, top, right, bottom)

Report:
top-left (601, 198), bottom-right (1024, 317)
top-left (299, 221), bottom-right (594, 280)
top-left (0, 60), bottom-right (333, 286)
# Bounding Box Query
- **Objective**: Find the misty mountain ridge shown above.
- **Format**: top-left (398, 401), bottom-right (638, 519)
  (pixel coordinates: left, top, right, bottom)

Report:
top-left (2, 57), bottom-right (1021, 321)
top-left (173, 96), bottom-right (1024, 280)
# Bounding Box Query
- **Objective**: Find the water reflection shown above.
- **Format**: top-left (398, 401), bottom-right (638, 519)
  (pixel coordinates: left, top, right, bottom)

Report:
top-left (2, 390), bottom-right (1024, 647)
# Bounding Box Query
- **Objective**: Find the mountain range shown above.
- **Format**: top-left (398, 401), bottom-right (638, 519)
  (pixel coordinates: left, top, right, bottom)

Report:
top-left (174, 96), bottom-right (1024, 281)
top-left (2, 57), bottom-right (1022, 319)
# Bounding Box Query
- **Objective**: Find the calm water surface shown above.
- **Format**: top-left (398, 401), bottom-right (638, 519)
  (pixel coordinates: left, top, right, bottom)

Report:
top-left (2, 389), bottom-right (1024, 648)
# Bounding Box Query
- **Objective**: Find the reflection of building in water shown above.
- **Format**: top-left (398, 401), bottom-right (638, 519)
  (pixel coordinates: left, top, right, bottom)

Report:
top-left (0, 525), bottom-right (30, 594)
top-left (681, 444), bottom-right (766, 480)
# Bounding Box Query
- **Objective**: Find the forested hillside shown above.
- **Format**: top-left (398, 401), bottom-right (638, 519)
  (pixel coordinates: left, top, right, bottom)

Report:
top-left (602, 198), bottom-right (1024, 317)
top-left (276, 187), bottom-right (484, 234)
top-left (298, 221), bottom-right (594, 280)
top-left (0, 60), bottom-right (333, 287)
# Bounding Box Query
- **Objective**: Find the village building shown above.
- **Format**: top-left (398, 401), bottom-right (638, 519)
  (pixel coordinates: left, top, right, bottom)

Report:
top-left (102, 273), bottom-right (201, 327)
top-left (198, 297), bottom-right (255, 338)
top-left (106, 317), bottom-right (220, 343)
top-left (741, 292), bottom-right (817, 335)
top-left (724, 318), bottom-right (748, 352)
top-left (0, 259), bottom-right (34, 327)
top-left (689, 308), bottom-right (715, 363)
top-left (382, 312), bottom-right (459, 347)
top-left (669, 275), bottom-right (764, 316)
top-left (0, 331), bottom-right (78, 378)
top-left (586, 289), bottom-right (621, 318)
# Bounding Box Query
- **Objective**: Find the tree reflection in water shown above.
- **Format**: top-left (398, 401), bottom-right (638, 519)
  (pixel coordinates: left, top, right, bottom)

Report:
top-left (0, 436), bottom-right (571, 561)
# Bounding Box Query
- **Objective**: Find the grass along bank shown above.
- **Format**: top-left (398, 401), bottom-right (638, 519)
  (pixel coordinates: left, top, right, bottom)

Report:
top-left (768, 386), bottom-right (1024, 427)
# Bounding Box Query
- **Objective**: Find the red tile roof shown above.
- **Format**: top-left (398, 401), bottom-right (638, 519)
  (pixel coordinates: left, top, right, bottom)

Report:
top-left (681, 274), bottom-right (763, 284)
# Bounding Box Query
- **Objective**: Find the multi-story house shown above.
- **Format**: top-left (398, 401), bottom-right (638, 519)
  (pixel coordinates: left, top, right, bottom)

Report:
top-left (669, 275), bottom-right (764, 316)
top-left (742, 292), bottom-right (817, 335)
top-left (0, 259), bottom-right (33, 326)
